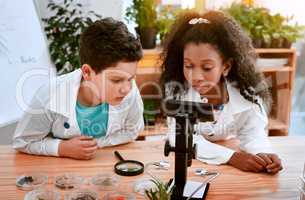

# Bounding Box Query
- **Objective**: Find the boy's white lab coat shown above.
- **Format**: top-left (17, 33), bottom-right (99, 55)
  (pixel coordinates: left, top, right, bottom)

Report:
top-left (166, 83), bottom-right (274, 165)
top-left (13, 69), bottom-right (144, 156)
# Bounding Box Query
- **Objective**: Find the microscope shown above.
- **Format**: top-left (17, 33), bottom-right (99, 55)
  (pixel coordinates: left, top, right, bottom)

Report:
top-left (163, 99), bottom-right (214, 200)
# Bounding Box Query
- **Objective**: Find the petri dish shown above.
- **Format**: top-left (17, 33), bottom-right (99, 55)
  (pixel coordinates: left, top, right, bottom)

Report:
top-left (16, 173), bottom-right (48, 191)
top-left (133, 178), bottom-right (157, 196)
top-left (24, 189), bottom-right (61, 200)
top-left (65, 188), bottom-right (99, 200)
top-left (103, 191), bottom-right (136, 200)
top-left (91, 173), bottom-right (120, 191)
top-left (54, 173), bottom-right (84, 190)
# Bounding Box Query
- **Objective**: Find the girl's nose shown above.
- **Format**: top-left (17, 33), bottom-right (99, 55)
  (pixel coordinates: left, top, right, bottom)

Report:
top-left (192, 71), bottom-right (205, 85)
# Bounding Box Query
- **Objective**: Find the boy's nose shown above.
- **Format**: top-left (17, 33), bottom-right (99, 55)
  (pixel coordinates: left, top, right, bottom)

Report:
top-left (119, 84), bottom-right (131, 95)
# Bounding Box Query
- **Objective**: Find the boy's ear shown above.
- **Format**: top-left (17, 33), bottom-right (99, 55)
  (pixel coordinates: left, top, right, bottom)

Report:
top-left (81, 64), bottom-right (94, 80)
top-left (223, 58), bottom-right (233, 77)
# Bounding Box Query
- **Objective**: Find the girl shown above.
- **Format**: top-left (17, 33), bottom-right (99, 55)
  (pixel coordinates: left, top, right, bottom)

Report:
top-left (13, 18), bottom-right (144, 160)
top-left (160, 11), bottom-right (282, 174)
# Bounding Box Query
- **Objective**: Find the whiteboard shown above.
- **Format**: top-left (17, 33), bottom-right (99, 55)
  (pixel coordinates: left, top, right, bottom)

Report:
top-left (0, 0), bottom-right (55, 127)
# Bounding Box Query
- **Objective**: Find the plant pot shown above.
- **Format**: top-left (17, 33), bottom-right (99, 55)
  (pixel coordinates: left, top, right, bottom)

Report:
top-left (144, 117), bottom-right (155, 126)
top-left (282, 38), bottom-right (292, 48)
top-left (271, 38), bottom-right (284, 48)
top-left (261, 40), bottom-right (271, 48)
top-left (252, 38), bottom-right (263, 48)
top-left (136, 27), bottom-right (157, 49)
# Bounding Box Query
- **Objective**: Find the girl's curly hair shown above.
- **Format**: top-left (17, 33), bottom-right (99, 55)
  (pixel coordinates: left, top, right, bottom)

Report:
top-left (160, 10), bottom-right (271, 111)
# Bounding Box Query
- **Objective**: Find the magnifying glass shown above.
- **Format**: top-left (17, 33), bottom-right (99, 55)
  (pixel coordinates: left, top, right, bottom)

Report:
top-left (114, 151), bottom-right (144, 176)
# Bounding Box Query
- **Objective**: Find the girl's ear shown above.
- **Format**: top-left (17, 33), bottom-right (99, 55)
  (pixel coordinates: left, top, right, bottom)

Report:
top-left (81, 64), bottom-right (95, 80)
top-left (223, 58), bottom-right (233, 77)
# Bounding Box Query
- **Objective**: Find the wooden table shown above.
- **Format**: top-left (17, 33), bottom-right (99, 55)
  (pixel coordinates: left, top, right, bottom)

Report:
top-left (0, 136), bottom-right (304, 200)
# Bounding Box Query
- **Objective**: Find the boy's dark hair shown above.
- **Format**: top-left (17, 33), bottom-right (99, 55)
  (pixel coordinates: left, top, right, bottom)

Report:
top-left (160, 10), bottom-right (271, 111)
top-left (79, 18), bottom-right (143, 72)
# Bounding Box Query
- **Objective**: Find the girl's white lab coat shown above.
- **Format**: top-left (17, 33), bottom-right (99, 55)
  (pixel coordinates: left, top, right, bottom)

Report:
top-left (166, 83), bottom-right (274, 165)
top-left (13, 69), bottom-right (144, 156)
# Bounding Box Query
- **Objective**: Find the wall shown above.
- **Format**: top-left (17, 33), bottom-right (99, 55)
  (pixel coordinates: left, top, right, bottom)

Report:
top-left (35, 0), bottom-right (124, 21)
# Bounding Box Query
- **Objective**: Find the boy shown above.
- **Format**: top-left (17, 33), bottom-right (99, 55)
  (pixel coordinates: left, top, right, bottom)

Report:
top-left (13, 18), bottom-right (144, 160)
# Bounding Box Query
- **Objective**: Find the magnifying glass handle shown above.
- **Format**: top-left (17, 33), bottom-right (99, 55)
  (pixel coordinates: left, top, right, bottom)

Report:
top-left (114, 151), bottom-right (125, 161)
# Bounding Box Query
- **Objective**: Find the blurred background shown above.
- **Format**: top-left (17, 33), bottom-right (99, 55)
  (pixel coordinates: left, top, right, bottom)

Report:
top-left (0, 0), bottom-right (304, 144)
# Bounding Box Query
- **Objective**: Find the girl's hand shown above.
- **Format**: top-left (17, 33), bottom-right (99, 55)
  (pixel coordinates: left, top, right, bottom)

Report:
top-left (256, 153), bottom-right (283, 174)
top-left (228, 152), bottom-right (267, 173)
top-left (58, 136), bottom-right (98, 160)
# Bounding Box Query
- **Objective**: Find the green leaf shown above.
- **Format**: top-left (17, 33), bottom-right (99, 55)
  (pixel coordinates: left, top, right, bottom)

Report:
top-left (144, 176), bottom-right (173, 200)
top-left (43, 0), bottom-right (100, 73)
top-left (221, 2), bottom-right (304, 47)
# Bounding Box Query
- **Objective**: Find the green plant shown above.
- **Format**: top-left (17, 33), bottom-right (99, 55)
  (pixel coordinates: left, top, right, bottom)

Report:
top-left (143, 99), bottom-right (157, 125)
top-left (156, 5), bottom-right (182, 43)
top-left (281, 23), bottom-right (304, 43)
top-left (125, 0), bottom-right (157, 29)
top-left (222, 2), bottom-right (304, 48)
top-left (144, 177), bottom-right (173, 200)
top-left (42, 0), bottom-right (102, 74)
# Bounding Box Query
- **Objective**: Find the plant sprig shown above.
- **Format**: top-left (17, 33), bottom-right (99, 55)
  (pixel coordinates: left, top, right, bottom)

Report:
top-left (222, 2), bottom-right (304, 48)
top-left (144, 177), bottom-right (173, 200)
top-left (42, 0), bottom-right (102, 74)
top-left (125, 0), bottom-right (157, 29)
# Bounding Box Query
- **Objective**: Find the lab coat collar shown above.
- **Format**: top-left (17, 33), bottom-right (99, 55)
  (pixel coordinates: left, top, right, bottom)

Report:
top-left (184, 82), bottom-right (256, 116)
top-left (47, 69), bottom-right (82, 118)
top-left (225, 83), bottom-right (256, 115)
top-left (46, 68), bottom-right (134, 118)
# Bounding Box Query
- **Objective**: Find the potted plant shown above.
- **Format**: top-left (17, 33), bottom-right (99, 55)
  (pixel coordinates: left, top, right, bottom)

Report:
top-left (280, 23), bottom-right (304, 48)
top-left (156, 5), bottom-right (181, 45)
top-left (144, 176), bottom-right (173, 200)
top-left (126, 0), bottom-right (158, 49)
top-left (42, 0), bottom-right (102, 74)
top-left (222, 2), bottom-right (304, 48)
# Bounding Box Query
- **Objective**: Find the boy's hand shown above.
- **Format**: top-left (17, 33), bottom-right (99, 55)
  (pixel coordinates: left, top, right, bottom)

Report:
top-left (228, 152), bottom-right (267, 173)
top-left (58, 136), bottom-right (98, 160)
top-left (256, 153), bottom-right (283, 174)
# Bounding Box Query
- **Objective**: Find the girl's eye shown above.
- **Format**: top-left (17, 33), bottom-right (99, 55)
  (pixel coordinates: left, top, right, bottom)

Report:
top-left (202, 64), bottom-right (214, 71)
top-left (111, 79), bottom-right (122, 83)
top-left (202, 68), bottom-right (212, 72)
top-left (184, 64), bottom-right (193, 69)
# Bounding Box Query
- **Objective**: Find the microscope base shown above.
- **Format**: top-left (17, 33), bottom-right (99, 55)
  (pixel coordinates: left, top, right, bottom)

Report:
top-left (167, 179), bottom-right (210, 200)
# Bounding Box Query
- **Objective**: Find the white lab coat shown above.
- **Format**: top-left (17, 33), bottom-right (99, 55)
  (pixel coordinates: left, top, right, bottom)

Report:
top-left (13, 69), bottom-right (144, 156)
top-left (166, 82), bottom-right (274, 165)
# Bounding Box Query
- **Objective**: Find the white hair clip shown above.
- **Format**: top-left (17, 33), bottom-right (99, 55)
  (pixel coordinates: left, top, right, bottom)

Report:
top-left (188, 18), bottom-right (210, 25)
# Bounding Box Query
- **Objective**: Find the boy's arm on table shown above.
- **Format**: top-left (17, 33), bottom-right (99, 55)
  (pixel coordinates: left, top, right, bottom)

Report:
top-left (12, 92), bottom-right (61, 157)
